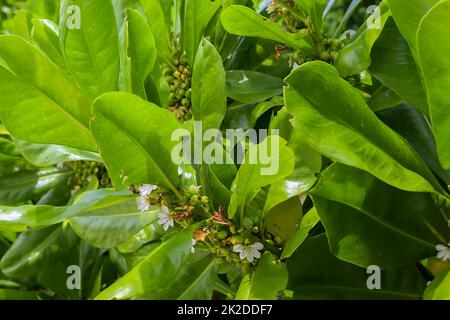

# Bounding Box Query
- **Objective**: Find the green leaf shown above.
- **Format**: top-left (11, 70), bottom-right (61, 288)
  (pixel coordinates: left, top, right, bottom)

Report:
top-left (0, 225), bottom-right (79, 280)
top-left (69, 201), bottom-right (159, 248)
top-left (0, 168), bottom-right (72, 206)
top-left (127, 9), bottom-right (157, 100)
top-left (95, 227), bottom-right (194, 300)
top-left (221, 5), bottom-right (314, 52)
top-left (14, 140), bottom-right (102, 167)
top-left (182, 0), bottom-right (221, 65)
top-left (235, 252), bottom-right (288, 300)
top-left (424, 268), bottom-right (450, 300)
top-left (335, 1), bottom-right (390, 77)
top-left (139, 252), bottom-right (217, 299)
top-left (31, 19), bottom-right (69, 74)
top-left (377, 104), bottom-right (450, 185)
top-left (0, 35), bottom-right (96, 151)
top-left (287, 234), bottom-right (427, 299)
top-left (192, 38), bottom-right (227, 131)
top-left (0, 206), bottom-right (67, 232)
top-left (294, 0), bottom-right (328, 34)
top-left (417, 0), bottom-right (450, 169)
top-left (370, 18), bottom-right (428, 114)
top-left (140, 0), bottom-right (172, 64)
top-left (281, 207), bottom-right (320, 259)
top-left (386, 0), bottom-right (439, 58)
top-left (11, 10), bottom-right (31, 41)
top-left (226, 70), bottom-right (283, 104)
top-left (310, 164), bottom-right (448, 268)
top-left (91, 92), bottom-right (181, 193)
top-left (367, 85), bottom-right (403, 112)
top-left (0, 289), bottom-right (40, 300)
top-left (0, 137), bottom-right (20, 163)
top-left (228, 136), bottom-right (295, 221)
top-left (285, 61), bottom-right (442, 195)
top-left (59, 0), bottom-right (120, 99)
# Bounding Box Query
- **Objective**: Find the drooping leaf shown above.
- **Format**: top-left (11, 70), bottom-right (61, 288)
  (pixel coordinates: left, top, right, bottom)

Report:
top-left (310, 164), bottom-right (448, 268)
top-left (285, 61), bottom-right (443, 195)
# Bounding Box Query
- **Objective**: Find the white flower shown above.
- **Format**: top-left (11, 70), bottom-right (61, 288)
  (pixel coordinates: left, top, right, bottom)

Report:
top-left (436, 244), bottom-right (450, 261)
top-left (136, 185), bottom-right (158, 213)
top-left (157, 205), bottom-right (174, 231)
top-left (140, 184), bottom-right (158, 197)
top-left (233, 242), bottom-right (264, 263)
top-left (136, 196), bottom-right (150, 213)
top-left (191, 239), bottom-right (197, 254)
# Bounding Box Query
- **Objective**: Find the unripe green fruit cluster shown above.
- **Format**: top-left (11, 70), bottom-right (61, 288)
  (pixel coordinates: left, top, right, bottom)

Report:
top-left (162, 46), bottom-right (192, 122)
top-left (68, 161), bottom-right (111, 189)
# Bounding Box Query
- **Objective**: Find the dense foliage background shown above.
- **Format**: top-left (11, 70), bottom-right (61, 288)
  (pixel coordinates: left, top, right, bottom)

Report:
top-left (0, 0), bottom-right (448, 300)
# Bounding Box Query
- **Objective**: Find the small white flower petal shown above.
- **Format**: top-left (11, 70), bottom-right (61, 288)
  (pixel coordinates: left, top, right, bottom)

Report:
top-left (251, 242), bottom-right (264, 251)
top-left (191, 239), bottom-right (197, 254)
top-left (251, 249), bottom-right (261, 259)
top-left (233, 245), bottom-right (244, 253)
top-left (239, 250), bottom-right (248, 261)
top-left (136, 196), bottom-right (150, 213)
top-left (444, 251), bottom-right (450, 261)
top-left (247, 254), bottom-right (254, 263)
top-left (437, 250), bottom-right (446, 259)
top-left (140, 184), bottom-right (157, 197)
top-left (436, 244), bottom-right (447, 251)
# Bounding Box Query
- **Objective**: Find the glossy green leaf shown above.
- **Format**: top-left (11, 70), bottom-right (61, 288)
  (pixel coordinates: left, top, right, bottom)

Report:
top-left (285, 61), bottom-right (442, 195)
top-left (0, 35), bottom-right (96, 151)
top-left (370, 18), bottom-right (428, 114)
top-left (0, 168), bottom-right (71, 206)
top-left (424, 268), bottom-right (450, 300)
top-left (95, 227), bottom-right (193, 300)
top-left (91, 92), bottom-right (181, 193)
top-left (31, 19), bottom-right (68, 74)
top-left (235, 252), bottom-right (288, 300)
top-left (0, 225), bottom-right (79, 279)
top-left (59, 0), bottom-right (120, 99)
top-left (127, 9), bottom-right (157, 100)
top-left (311, 164), bottom-right (448, 268)
top-left (14, 140), bottom-right (102, 167)
top-left (287, 234), bottom-right (427, 299)
top-left (228, 136), bottom-right (295, 220)
top-left (295, 0), bottom-right (328, 33)
top-left (140, 0), bottom-right (172, 64)
top-left (417, 0), bottom-right (450, 169)
top-left (70, 201), bottom-right (159, 249)
top-left (226, 70), bottom-right (283, 104)
top-left (281, 207), bottom-right (320, 259)
top-left (139, 251), bottom-right (217, 299)
top-left (386, 0), bottom-right (439, 57)
top-left (192, 38), bottom-right (227, 131)
top-left (221, 5), bottom-right (314, 52)
top-left (335, 1), bottom-right (390, 77)
top-left (367, 85), bottom-right (403, 112)
top-left (182, 0), bottom-right (221, 65)
top-left (0, 137), bottom-right (20, 163)
top-left (11, 10), bottom-right (31, 41)
top-left (0, 206), bottom-right (67, 232)
top-left (377, 104), bottom-right (450, 185)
